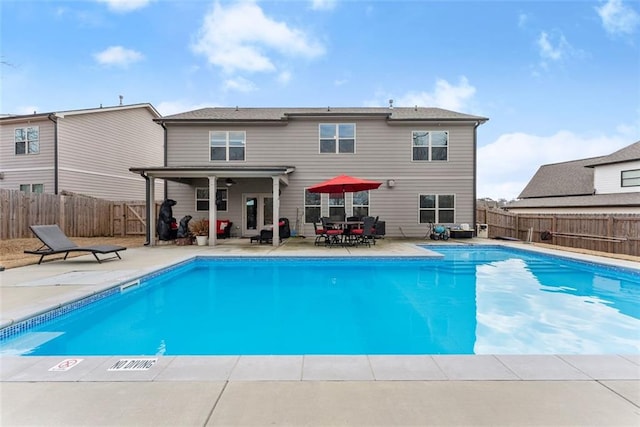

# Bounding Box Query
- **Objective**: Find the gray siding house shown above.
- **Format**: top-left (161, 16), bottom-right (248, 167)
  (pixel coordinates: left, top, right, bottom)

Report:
top-left (131, 107), bottom-right (488, 245)
top-left (0, 104), bottom-right (163, 200)
top-left (507, 141), bottom-right (640, 214)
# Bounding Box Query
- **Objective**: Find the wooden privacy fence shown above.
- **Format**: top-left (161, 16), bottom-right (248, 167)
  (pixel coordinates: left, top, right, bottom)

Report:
top-left (0, 189), bottom-right (153, 239)
top-left (476, 207), bottom-right (640, 257)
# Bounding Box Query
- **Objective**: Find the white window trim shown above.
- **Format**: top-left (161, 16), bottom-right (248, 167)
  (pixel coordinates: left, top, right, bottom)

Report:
top-left (351, 190), bottom-right (370, 217)
top-left (411, 130), bottom-right (449, 162)
top-left (621, 169), bottom-right (640, 187)
top-left (209, 131), bottom-right (246, 162)
top-left (303, 188), bottom-right (322, 224)
top-left (15, 126), bottom-right (40, 156)
top-left (318, 123), bottom-right (356, 154)
top-left (19, 183), bottom-right (44, 193)
top-left (195, 187), bottom-right (228, 212)
top-left (418, 193), bottom-right (456, 224)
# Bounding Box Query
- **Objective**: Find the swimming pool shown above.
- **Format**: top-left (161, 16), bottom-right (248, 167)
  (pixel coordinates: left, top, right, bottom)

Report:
top-left (1, 246), bottom-right (638, 356)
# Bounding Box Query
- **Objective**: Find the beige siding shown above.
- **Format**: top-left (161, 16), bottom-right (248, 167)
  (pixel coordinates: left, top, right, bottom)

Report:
top-left (166, 117), bottom-right (478, 237)
top-left (0, 117), bottom-right (56, 192)
top-left (58, 107), bottom-right (163, 200)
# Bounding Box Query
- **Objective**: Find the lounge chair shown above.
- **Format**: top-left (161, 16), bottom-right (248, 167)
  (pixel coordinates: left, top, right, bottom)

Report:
top-left (250, 218), bottom-right (291, 244)
top-left (24, 225), bottom-right (126, 264)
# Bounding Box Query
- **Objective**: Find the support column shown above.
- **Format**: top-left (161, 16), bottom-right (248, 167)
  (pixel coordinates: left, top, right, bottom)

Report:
top-left (272, 176), bottom-right (280, 247)
top-left (149, 178), bottom-right (156, 246)
top-left (208, 176), bottom-right (217, 246)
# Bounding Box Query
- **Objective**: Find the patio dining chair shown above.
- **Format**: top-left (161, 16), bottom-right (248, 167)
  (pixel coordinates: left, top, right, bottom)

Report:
top-left (313, 221), bottom-right (328, 246)
top-left (321, 217), bottom-right (343, 247)
top-left (350, 216), bottom-right (376, 247)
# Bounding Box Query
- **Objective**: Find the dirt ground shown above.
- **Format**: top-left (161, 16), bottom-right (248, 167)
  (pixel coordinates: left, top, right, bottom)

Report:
top-left (0, 236), bottom-right (147, 269)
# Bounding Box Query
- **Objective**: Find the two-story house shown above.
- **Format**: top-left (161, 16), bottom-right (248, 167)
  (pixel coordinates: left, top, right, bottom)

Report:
top-left (0, 103), bottom-right (163, 200)
top-left (507, 141), bottom-right (640, 214)
top-left (130, 106), bottom-right (488, 245)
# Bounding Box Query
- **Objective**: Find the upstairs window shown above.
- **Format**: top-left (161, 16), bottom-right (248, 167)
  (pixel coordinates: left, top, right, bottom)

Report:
top-left (621, 169), bottom-right (640, 187)
top-left (210, 131), bottom-right (245, 161)
top-left (320, 124), bottom-right (355, 153)
top-left (419, 194), bottom-right (455, 223)
top-left (15, 127), bottom-right (39, 155)
top-left (412, 131), bottom-right (448, 161)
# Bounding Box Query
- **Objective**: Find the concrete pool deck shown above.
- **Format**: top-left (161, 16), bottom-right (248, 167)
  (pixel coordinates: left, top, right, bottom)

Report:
top-left (1, 238), bottom-right (639, 426)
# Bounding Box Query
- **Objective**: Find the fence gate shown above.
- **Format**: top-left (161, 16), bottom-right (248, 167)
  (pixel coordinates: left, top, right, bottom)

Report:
top-left (113, 202), bottom-right (151, 236)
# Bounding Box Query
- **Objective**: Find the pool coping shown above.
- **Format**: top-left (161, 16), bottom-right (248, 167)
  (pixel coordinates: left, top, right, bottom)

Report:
top-left (1, 241), bottom-right (639, 382)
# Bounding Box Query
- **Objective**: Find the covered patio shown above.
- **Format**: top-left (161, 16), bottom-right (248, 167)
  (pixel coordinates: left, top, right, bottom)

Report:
top-left (130, 166), bottom-right (295, 247)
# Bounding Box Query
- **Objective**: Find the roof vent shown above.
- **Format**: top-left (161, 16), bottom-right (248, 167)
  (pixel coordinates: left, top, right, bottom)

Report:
top-left (119, 95), bottom-right (123, 106)
top-left (388, 99), bottom-right (394, 109)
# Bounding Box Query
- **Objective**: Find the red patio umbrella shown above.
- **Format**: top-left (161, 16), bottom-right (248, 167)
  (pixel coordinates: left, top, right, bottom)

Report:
top-left (307, 174), bottom-right (382, 194)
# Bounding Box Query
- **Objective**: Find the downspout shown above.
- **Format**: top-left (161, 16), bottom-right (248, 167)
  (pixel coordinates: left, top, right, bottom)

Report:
top-left (472, 121), bottom-right (480, 233)
top-left (140, 171), bottom-right (151, 245)
top-left (47, 114), bottom-right (59, 194)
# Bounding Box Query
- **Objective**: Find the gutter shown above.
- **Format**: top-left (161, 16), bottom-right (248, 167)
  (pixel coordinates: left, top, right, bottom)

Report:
top-left (47, 113), bottom-right (59, 194)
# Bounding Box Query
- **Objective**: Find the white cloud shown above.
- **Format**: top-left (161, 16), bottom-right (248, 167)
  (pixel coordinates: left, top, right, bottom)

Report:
top-left (93, 46), bottom-right (143, 67)
top-left (394, 76), bottom-right (476, 111)
top-left (537, 31), bottom-right (572, 62)
top-left (311, 0), bottom-right (337, 11)
top-left (155, 101), bottom-right (215, 116)
top-left (96, 0), bottom-right (153, 12)
top-left (191, 1), bottom-right (325, 74)
top-left (277, 70), bottom-right (292, 84)
top-left (223, 76), bottom-right (256, 92)
top-left (477, 130), bottom-right (631, 200)
top-left (596, 0), bottom-right (640, 36)
top-left (517, 12), bottom-right (528, 29)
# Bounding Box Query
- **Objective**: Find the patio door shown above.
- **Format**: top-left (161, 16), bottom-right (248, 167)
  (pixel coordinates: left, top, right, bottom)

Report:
top-left (242, 193), bottom-right (273, 236)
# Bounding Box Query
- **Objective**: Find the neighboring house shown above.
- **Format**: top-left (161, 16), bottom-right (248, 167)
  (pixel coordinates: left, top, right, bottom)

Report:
top-left (131, 106), bottom-right (488, 245)
top-left (0, 103), bottom-right (163, 201)
top-left (507, 141), bottom-right (640, 214)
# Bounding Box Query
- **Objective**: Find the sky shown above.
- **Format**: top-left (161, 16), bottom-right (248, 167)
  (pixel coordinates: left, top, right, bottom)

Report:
top-left (2, 0), bottom-right (639, 200)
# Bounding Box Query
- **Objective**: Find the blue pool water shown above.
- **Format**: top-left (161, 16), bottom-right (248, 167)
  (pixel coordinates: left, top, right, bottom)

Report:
top-left (1, 246), bottom-right (639, 355)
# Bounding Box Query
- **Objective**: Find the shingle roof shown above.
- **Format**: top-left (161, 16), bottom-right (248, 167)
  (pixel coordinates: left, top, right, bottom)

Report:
top-left (517, 157), bottom-right (601, 199)
top-left (517, 141), bottom-right (640, 199)
top-left (507, 192), bottom-right (640, 208)
top-left (159, 107), bottom-right (488, 122)
top-left (585, 141), bottom-right (640, 167)
top-left (0, 103), bottom-right (160, 123)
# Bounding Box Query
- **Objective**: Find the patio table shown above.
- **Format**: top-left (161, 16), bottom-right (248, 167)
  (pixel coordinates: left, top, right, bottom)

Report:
top-left (327, 221), bottom-right (364, 245)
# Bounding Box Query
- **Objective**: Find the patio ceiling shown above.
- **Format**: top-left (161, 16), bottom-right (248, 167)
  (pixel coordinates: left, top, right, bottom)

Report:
top-left (130, 166), bottom-right (295, 184)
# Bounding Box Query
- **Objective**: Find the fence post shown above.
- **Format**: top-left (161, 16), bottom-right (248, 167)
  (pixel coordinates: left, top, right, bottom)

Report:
top-left (607, 215), bottom-right (614, 254)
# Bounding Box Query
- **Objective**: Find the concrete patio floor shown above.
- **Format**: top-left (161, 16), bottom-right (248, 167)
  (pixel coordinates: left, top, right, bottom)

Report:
top-left (1, 238), bottom-right (639, 426)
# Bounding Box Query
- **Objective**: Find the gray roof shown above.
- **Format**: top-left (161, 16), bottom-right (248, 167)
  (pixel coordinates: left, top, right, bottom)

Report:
top-left (517, 141), bottom-right (640, 199)
top-left (159, 107), bottom-right (488, 122)
top-left (507, 192), bottom-right (640, 209)
top-left (0, 103), bottom-right (161, 123)
top-left (585, 141), bottom-right (640, 167)
top-left (517, 157), bottom-right (602, 199)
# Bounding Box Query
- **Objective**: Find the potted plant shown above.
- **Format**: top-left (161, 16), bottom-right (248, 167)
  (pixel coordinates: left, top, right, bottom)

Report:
top-left (190, 218), bottom-right (209, 246)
